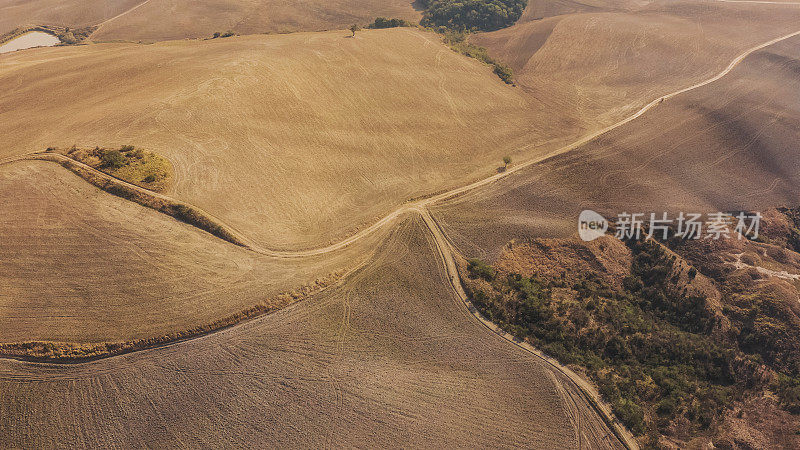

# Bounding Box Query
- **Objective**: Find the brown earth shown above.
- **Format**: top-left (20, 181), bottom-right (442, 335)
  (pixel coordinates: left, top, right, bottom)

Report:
top-left (0, 216), bottom-right (625, 448)
top-left (432, 34), bottom-right (800, 260)
top-left (473, 0), bottom-right (800, 134)
top-left (0, 160), bottom-right (385, 343)
top-left (5, 12), bottom-right (800, 253)
top-left (0, 0), bottom-right (420, 41)
top-left (3, 1), bottom-right (800, 447)
top-left (0, 28), bottom-right (537, 251)
top-left (0, 0), bottom-right (142, 36)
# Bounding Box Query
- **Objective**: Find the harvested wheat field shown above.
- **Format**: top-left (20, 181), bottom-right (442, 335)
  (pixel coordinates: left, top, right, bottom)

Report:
top-left (0, 216), bottom-right (624, 448)
top-left (0, 159), bottom-right (387, 343)
top-left (4, 0), bottom-right (800, 446)
top-left (89, 0), bottom-right (421, 41)
top-left (473, 0), bottom-right (800, 130)
top-left (5, 16), bottom-right (800, 251)
top-left (0, 0), bottom-right (142, 36)
top-left (0, 28), bottom-right (541, 250)
top-left (0, 0), bottom-right (420, 40)
top-left (433, 33), bottom-right (800, 259)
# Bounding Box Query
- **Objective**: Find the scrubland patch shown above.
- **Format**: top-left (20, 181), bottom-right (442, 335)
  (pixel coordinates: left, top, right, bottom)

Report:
top-left (460, 207), bottom-right (800, 447)
top-left (58, 145), bottom-right (173, 192)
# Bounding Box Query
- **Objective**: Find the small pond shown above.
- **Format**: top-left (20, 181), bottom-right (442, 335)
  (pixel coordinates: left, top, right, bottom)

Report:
top-left (0, 31), bottom-right (61, 54)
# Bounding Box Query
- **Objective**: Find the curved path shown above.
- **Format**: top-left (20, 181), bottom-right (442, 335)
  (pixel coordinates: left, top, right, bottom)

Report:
top-left (417, 207), bottom-right (640, 449)
top-left (5, 28), bottom-right (800, 259)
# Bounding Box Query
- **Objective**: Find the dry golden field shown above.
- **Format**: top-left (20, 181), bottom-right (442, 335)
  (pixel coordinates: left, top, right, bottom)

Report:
top-left (0, 0), bottom-right (420, 40)
top-left (0, 216), bottom-right (625, 448)
top-left (90, 0), bottom-right (420, 41)
top-left (3, 0), bottom-right (800, 446)
top-left (473, 0), bottom-right (800, 131)
top-left (433, 34), bottom-right (800, 260)
top-left (0, 28), bottom-right (538, 250)
top-left (0, 159), bottom-right (386, 343)
top-left (4, 14), bottom-right (800, 252)
top-left (0, 0), bottom-right (142, 35)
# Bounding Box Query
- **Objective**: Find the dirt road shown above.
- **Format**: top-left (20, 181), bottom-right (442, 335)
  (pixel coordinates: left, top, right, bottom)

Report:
top-left (6, 27), bottom-right (799, 260)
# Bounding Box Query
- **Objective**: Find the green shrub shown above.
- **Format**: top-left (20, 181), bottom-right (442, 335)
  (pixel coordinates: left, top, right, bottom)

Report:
top-left (493, 63), bottom-right (514, 84)
top-left (776, 375), bottom-right (800, 414)
top-left (367, 17), bottom-right (413, 29)
top-left (467, 258), bottom-right (496, 281)
top-left (614, 398), bottom-right (646, 435)
top-left (441, 30), bottom-right (514, 84)
top-left (100, 150), bottom-right (126, 169)
top-left (60, 31), bottom-right (77, 45)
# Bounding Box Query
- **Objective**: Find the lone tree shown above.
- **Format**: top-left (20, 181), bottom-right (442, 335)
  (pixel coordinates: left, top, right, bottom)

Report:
top-left (503, 155), bottom-right (512, 170)
top-left (349, 24), bottom-right (360, 37)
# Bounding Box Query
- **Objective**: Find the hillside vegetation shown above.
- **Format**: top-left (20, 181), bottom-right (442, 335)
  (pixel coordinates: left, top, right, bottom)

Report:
top-left (419, 0), bottom-right (527, 31)
top-left (57, 145), bottom-right (173, 192)
top-left (462, 210), bottom-right (800, 447)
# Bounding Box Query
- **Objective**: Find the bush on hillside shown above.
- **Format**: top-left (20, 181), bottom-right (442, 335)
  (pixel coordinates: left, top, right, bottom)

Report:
top-left (467, 258), bottom-right (496, 281)
top-left (101, 150), bottom-right (126, 169)
top-left (441, 31), bottom-right (515, 84)
top-left (493, 63), bottom-right (514, 84)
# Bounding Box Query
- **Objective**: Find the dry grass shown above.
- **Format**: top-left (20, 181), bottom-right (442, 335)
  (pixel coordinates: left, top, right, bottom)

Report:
top-left (4, 13), bottom-right (799, 251)
top-left (432, 34), bottom-right (800, 260)
top-left (2, 2), bottom-right (800, 446)
top-left (0, 0), bottom-right (142, 36)
top-left (35, 153), bottom-right (242, 245)
top-left (0, 0), bottom-right (421, 41)
top-left (472, 1), bottom-right (800, 130)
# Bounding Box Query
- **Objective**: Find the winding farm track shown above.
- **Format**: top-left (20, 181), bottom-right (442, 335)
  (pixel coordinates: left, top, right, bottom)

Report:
top-left (418, 208), bottom-right (640, 449)
top-left (3, 2), bottom-right (800, 443)
top-left (5, 27), bottom-right (800, 259)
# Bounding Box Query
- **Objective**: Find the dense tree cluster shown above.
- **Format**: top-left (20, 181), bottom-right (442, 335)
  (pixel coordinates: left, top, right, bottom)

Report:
top-left (367, 17), bottom-right (414, 29)
top-left (420, 0), bottom-right (528, 32)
